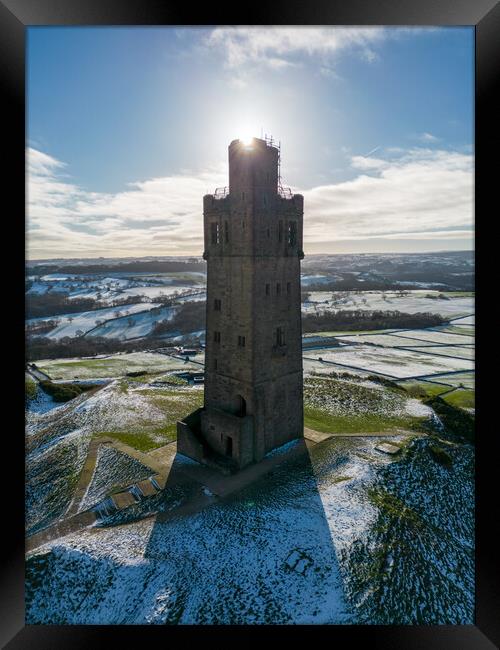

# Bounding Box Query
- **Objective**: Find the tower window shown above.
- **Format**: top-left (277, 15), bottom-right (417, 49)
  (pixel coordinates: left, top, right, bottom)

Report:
top-left (287, 282), bottom-right (291, 294)
top-left (276, 283), bottom-right (281, 296)
top-left (265, 283), bottom-right (270, 296)
top-left (278, 220), bottom-right (283, 242)
top-left (224, 221), bottom-right (229, 243)
top-left (214, 358), bottom-right (218, 370)
top-left (288, 221), bottom-right (297, 246)
top-left (276, 327), bottom-right (285, 347)
top-left (214, 298), bottom-right (221, 311)
top-left (214, 331), bottom-right (221, 343)
top-left (242, 191), bottom-right (245, 200)
top-left (267, 228), bottom-right (270, 238)
top-left (211, 222), bottom-right (220, 244)
top-left (238, 335), bottom-right (246, 347)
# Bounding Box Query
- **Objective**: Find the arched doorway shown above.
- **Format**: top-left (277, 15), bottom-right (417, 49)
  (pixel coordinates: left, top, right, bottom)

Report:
top-left (231, 394), bottom-right (246, 417)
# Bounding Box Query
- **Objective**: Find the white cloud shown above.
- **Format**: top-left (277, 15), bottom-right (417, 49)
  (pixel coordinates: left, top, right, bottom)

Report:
top-left (299, 147), bottom-right (473, 246)
top-left (418, 132), bottom-right (440, 142)
top-left (26, 147), bottom-right (226, 258)
top-left (206, 27), bottom-right (389, 70)
top-left (204, 27), bottom-right (439, 73)
top-left (27, 145), bottom-right (473, 259)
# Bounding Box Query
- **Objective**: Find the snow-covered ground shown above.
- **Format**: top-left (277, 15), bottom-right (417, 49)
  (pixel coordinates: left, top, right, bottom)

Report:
top-left (304, 376), bottom-right (434, 421)
top-left (302, 291), bottom-right (473, 319)
top-left (406, 346), bottom-right (475, 360)
top-left (27, 303), bottom-right (155, 339)
top-left (88, 305), bottom-right (177, 340)
top-left (389, 329), bottom-right (474, 345)
top-left (335, 333), bottom-right (453, 348)
top-left (301, 274), bottom-right (337, 286)
top-left (80, 446), bottom-right (154, 512)
top-left (36, 351), bottom-right (200, 381)
top-left (25, 433), bottom-right (474, 624)
top-left (304, 346), bottom-right (474, 379)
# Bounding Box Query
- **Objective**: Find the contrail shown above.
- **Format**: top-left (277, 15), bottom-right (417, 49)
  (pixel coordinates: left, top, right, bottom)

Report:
top-left (363, 145), bottom-right (381, 157)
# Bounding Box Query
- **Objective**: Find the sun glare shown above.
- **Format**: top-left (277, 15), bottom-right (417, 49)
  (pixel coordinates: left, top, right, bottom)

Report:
top-left (239, 135), bottom-right (254, 146)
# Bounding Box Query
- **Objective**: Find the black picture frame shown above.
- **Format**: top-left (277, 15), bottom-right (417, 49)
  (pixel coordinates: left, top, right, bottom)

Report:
top-left (4, 0), bottom-right (499, 646)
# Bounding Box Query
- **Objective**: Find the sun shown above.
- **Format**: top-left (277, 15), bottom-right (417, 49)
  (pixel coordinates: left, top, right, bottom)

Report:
top-left (238, 131), bottom-right (255, 146)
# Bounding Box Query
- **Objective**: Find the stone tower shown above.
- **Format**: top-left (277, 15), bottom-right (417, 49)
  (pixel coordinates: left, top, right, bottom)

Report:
top-left (177, 136), bottom-right (304, 472)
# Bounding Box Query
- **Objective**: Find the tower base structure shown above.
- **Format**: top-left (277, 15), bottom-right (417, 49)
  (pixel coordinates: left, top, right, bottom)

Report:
top-left (177, 406), bottom-right (302, 474)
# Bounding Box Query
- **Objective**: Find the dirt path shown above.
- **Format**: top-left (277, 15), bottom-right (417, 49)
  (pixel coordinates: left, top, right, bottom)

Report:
top-left (26, 511), bottom-right (97, 553)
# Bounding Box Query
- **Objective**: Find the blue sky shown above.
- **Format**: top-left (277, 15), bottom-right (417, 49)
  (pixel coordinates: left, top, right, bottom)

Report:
top-left (27, 26), bottom-right (474, 259)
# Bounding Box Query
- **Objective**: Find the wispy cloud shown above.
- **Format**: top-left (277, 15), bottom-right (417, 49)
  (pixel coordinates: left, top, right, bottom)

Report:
top-left (300, 147), bottom-right (473, 246)
top-left (204, 27), bottom-right (438, 73)
top-left (205, 27), bottom-right (389, 70)
top-left (27, 148), bottom-right (226, 258)
top-left (418, 132), bottom-right (440, 143)
top-left (27, 145), bottom-right (473, 259)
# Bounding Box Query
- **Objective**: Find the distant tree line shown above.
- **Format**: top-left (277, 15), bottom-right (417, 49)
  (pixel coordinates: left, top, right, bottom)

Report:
top-left (26, 335), bottom-right (170, 361)
top-left (26, 320), bottom-right (60, 335)
top-left (27, 259), bottom-right (206, 277)
top-left (302, 309), bottom-right (447, 333)
top-left (26, 292), bottom-right (146, 319)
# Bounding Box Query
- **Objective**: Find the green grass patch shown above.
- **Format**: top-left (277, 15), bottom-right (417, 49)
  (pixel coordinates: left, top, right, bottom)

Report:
top-left (377, 439), bottom-right (405, 448)
top-left (368, 487), bottom-right (425, 529)
top-left (437, 325), bottom-right (475, 336)
top-left (398, 380), bottom-right (453, 400)
top-left (304, 405), bottom-right (417, 435)
top-left (94, 431), bottom-right (168, 452)
top-left (115, 386), bottom-right (203, 438)
top-left (39, 380), bottom-right (99, 403)
top-left (332, 475), bottom-right (352, 484)
top-left (442, 389), bottom-right (474, 410)
top-left (25, 376), bottom-right (38, 401)
top-left (153, 373), bottom-right (190, 386)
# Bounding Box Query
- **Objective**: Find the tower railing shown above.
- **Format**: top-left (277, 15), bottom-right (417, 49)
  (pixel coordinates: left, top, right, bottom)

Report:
top-left (212, 185), bottom-right (293, 199)
top-left (213, 186), bottom-right (229, 199)
top-left (278, 185), bottom-right (293, 199)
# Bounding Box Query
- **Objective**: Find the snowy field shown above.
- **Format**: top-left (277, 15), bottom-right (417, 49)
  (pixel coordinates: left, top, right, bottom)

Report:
top-left (301, 274), bottom-right (337, 286)
top-left (335, 333), bottom-right (452, 348)
top-left (304, 346), bottom-right (474, 379)
top-left (88, 305), bottom-right (177, 340)
top-left (430, 372), bottom-right (475, 389)
top-left (452, 315), bottom-right (474, 325)
top-left (28, 302), bottom-right (155, 339)
top-left (36, 352), bottom-right (200, 381)
top-left (390, 329), bottom-right (474, 345)
top-left (303, 290), bottom-right (473, 319)
top-left (25, 433), bottom-right (474, 624)
top-left (27, 271), bottom-right (206, 305)
top-left (304, 375), bottom-right (433, 421)
top-left (403, 346), bottom-right (475, 361)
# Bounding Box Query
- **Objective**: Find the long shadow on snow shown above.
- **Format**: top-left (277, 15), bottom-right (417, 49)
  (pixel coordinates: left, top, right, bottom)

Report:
top-left (142, 440), bottom-right (351, 624)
